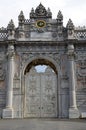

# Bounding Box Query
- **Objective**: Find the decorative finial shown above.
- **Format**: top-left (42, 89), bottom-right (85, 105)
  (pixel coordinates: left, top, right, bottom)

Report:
top-left (30, 8), bottom-right (35, 18)
top-left (57, 10), bottom-right (63, 20)
top-left (40, 2), bottom-right (42, 5)
top-left (66, 19), bottom-right (74, 29)
top-left (7, 19), bottom-right (15, 30)
top-left (7, 19), bottom-right (15, 40)
top-left (31, 8), bottom-right (34, 13)
top-left (18, 10), bottom-right (25, 23)
top-left (66, 19), bottom-right (75, 39)
top-left (47, 8), bottom-right (52, 17)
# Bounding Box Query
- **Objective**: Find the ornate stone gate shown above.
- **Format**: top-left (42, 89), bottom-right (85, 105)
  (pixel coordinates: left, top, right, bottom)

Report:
top-left (0, 3), bottom-right (86, 119)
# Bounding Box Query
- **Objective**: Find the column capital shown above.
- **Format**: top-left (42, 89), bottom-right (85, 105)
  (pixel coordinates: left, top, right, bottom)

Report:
top-left (7, 45), bottom-right (15, 58)
top-left (67, 44), bottom-right (76, 60)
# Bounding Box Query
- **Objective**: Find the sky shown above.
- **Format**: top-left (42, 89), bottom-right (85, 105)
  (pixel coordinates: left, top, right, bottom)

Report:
top-left (0, 0), bottom-right (86, 28)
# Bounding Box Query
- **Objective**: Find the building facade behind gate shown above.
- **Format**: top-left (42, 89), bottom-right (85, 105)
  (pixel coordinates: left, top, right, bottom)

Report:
top-left (0, 4), bottom-right (86, 119)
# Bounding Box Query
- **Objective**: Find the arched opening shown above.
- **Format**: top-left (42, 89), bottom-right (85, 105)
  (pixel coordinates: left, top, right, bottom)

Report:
top-left (24, 59), bottom-right (58, 118)
top-left (24, 59), bottom-right (57, 75)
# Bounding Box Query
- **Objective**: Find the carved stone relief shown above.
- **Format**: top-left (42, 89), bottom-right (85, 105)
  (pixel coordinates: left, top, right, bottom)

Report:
top-left (60, 54), bottom-right (68, 89)
top-left (16, 45), bottom-right (58, 52)
top-left (76, 54), bottom-right (86, 90)
top-left (18, 50), bottom-right (60, 67)
top-left (14, 54), bottom-right (20, 79)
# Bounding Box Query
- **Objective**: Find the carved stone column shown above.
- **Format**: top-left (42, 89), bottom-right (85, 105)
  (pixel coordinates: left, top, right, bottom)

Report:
top-left (3, 45), bottom-right (15, 118)
top-left (67, 44), bottom-right (79, 118)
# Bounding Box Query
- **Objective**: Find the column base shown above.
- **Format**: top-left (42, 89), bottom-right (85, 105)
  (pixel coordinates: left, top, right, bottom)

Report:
top-left (69, 108), bottom-right (80, 119)
top-left (2, 108), bottom-right (14, 119)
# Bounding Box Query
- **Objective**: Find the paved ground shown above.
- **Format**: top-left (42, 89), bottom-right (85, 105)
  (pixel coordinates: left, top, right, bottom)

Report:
top-left (0, 118), bottom-right (86, 130)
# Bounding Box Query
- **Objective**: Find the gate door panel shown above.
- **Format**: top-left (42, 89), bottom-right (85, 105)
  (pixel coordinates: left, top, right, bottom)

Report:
top-left (25, 69), bottom-right (41, 117)
top-left (41, 74), bottom-right (57, 117)
top-left (24, 67), bottom-right (57, 117)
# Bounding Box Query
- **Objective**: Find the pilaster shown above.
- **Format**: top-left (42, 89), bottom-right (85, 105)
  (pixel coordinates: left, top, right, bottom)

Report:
top-left (2, 45), bottom-right (15, 118)
top-left (67, 44), bottom-right (80, 118)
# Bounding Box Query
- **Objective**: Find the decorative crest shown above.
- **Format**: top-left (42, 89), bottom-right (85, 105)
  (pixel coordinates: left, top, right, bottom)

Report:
top-left (30, 3), bottom-right (52, 19)
top-left (35, 3), bottom-right (47, 16)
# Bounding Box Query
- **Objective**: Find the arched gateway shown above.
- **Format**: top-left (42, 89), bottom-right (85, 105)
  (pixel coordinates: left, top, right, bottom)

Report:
top-left (1, 4), bottom-right (86, 119)
top-left (22, 55), bottom-right (59, 117)
top-left (23, 59), bottom-right (58, 117)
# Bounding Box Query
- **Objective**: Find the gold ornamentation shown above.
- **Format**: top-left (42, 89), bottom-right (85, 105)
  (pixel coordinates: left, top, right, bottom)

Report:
top-left (36, 20), bottom-right (46, 28)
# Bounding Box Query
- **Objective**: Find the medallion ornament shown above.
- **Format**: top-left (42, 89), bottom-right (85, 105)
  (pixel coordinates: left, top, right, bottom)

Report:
top-left (36, 20), bottom-right (46, 28)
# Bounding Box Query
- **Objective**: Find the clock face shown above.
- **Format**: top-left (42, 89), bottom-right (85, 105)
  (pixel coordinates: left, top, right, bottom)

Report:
top-left (36, 20), bottom-right (46, 28)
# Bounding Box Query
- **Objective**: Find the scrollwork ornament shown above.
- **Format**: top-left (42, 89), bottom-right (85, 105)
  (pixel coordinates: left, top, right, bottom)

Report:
top-left (20, 53), bottom-right (34, 65)
top-left (20, 52), bottom-right (60, 69)
top-left (37, 28), bottom-right (44, 33)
